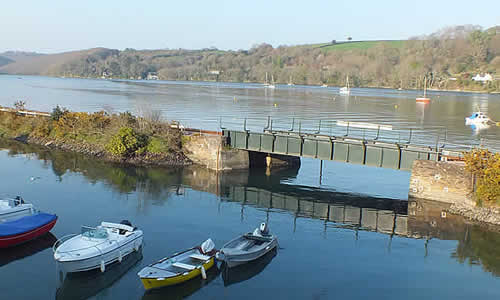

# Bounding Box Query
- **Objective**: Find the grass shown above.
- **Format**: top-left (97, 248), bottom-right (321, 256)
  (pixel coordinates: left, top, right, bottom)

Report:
top-left (317, 40), bottom-right (406, 52)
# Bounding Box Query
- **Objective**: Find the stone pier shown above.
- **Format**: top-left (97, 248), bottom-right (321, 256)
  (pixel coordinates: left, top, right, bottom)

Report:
top-left (408, 160), bottom-right (475, 207)
top-left (183, 134), bottom-right (300, 171)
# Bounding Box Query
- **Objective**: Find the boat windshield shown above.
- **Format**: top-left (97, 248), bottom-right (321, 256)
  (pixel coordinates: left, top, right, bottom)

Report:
top-left (81, 226), bottom-right (108, 239)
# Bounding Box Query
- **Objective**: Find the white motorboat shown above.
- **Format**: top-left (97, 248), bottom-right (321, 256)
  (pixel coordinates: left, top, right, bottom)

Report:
top-left (216, 223), bottom-right (278, 268)
top-left (0, 196), bottom-right (36, 222)
top-left (53, 220), bottom-right (143, 273)
top-left (466, 112), bottom-right (491, 125)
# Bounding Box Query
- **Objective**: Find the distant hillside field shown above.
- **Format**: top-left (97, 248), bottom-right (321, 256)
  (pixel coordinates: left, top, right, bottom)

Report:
top-left (1, 25), bottom-right (499, 91)
top-left (0, 56), bottom-right (14, 68)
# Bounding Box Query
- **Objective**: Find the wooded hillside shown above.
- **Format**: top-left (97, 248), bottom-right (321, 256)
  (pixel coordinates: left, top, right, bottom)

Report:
top-left (1, 25), bottom-right (499, 91)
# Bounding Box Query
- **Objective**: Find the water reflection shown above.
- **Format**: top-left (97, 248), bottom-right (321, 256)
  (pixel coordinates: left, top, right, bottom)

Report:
top-left (56, 250), bottom-right (143, 300)
top-left (0, 233), bottom-right (56, 267)
top-left (3, 139), bottom-right (500, 283)
top-left (221, 247), bottom-right (277, 287)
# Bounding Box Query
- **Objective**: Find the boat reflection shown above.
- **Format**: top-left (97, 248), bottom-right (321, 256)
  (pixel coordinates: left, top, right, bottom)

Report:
top-left (141, 265), bottom-right (219, 300)
top-left (55, 250), bottom-right (143, 300)
top-left (221, 247), bottom-right (277, 287)
top-left (0, 233), bottom-right (56, 267)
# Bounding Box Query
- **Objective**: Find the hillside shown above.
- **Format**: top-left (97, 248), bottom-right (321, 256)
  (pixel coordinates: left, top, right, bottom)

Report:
top-left (1, 25), bottom-right (499, 91)
top-left (0, 56), bottom-right (14, 68)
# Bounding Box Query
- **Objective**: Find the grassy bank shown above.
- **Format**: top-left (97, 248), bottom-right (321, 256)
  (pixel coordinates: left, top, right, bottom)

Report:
top-left (0, 105), bottom-right (188, 166)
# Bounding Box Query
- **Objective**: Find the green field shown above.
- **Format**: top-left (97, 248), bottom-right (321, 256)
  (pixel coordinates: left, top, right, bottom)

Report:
top-left (315, 40), bottom-right (406, 52)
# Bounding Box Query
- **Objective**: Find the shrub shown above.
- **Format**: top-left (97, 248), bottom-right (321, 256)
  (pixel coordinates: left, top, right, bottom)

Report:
top-left (51, 105), bottom-right (69, 121)
top-left (106, 127), bottom-right (146, 157)
top-left (146, 137), bottom-right (169, 154)
top-left (464, 149), bottom-right (500, 205)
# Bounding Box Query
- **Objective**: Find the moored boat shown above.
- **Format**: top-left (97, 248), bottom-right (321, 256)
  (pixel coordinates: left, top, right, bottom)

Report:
top-left (0, 196), bottom-right (36, 222)
top-left (138, 239), bottom-right (216, 290)
top-left (0, 213), bottom-right (57, 248)
top-left (53, 220), bottom-right (143, 273)
top-left (465, 112), bottom-right (491, 125)
top-left (216, 223), bottom-right (278, 268)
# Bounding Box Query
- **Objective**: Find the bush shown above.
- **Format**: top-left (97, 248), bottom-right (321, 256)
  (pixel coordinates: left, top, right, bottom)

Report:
top-left (106, 127), bottom-right (146, 157)
top-left (464, 149), bottom-right (500, 205)
top-left (51, 105), bottom-right (68, 121)
top-left (146, 137), bottom-right (169, 154)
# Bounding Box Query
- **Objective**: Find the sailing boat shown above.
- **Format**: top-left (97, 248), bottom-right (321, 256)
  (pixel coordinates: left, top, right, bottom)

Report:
top-left (267, 75), bottom-right (276, 89)
top-left (339, 75), bottom-right (350, 95)
top-left (416, 76), bottom-right (430, 103)
top-left (287, 76), bottom-right (294, 86)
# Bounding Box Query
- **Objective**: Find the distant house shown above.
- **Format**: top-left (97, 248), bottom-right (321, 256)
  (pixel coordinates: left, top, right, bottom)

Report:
top-left (472, 73), bottom-right (493, 82)
top-left (101, 71), bottom-right (111, 79)
top-left (147, 72), bottom-right (159, 80)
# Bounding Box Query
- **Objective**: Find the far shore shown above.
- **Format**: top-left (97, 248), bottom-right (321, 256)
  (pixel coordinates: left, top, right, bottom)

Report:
top-left (1, 73), bottom-right (498, 95)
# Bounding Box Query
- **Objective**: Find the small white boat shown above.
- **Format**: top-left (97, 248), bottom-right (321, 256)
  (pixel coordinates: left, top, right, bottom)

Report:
top-left (216, 223), bottom-right (278, 268)
top-left (53, 220), bottom-right (143, 273)
top-left (0, 196), bottom-right (36, 222)
top-left (321, 84), bottom-right (328, 88)
top-left (339, 76), bottom-right (350, 95)
top-left (267, 75), bottom-right (276, 89)
top-left (466, 112), bottom-right (491, 125)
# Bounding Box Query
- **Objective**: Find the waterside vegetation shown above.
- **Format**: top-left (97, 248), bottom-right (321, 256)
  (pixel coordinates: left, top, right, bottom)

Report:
top-left (464, 149), bottom-right (500, 205)
top-left (0, 104), bottom-right (187, 166)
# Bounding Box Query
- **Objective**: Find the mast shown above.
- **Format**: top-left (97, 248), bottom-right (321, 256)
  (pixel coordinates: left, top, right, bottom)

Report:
top-left (424, 77), bottom-right (427, 97)
top-left (347, 75), bottom-right (350, 89)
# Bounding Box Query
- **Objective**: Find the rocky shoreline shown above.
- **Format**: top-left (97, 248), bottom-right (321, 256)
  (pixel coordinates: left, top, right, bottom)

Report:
top-left (447, 203), bottom-right (500, 226)
top-left (12, 135), bottom-right (192, 167)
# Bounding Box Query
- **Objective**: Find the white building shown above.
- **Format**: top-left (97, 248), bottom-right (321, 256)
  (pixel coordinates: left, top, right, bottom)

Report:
top-left (472, 73), bottom-right (493, 82)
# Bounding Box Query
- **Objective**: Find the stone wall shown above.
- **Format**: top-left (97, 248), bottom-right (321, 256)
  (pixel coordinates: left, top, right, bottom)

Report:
top-left (409, 160), bottom-right (475, 206)
top-left (183, 134), bottom-right (249, 171)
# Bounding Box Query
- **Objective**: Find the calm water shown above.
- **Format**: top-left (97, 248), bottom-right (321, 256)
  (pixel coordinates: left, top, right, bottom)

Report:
top-left (2, 76), bottom-right (500, 299)
top-left (1, 141), bottom-right (500, 300)
top-left (1, 75), bottom-right (500, 150)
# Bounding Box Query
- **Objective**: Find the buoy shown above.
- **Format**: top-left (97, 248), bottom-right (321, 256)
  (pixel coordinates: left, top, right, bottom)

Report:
top-left (100, 260), bottom-right (106, 273)
top-left (394, 105), bottom-right (398, 109)
top-left (274, 103), bottom-right (277, 107)
top-left (118, 250), bottom-right (122, 263)
top-left (200, 265), bottom-right (207, 280)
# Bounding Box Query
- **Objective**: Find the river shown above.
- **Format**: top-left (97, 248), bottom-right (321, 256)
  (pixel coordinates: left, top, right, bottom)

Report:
top-left (1, 76), bottom-right (500, 299)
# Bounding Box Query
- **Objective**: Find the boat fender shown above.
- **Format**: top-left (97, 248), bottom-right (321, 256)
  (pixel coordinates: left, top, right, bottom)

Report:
top-left (100, 260), bottom-right (106, 273)
top-left (134, 243), bottom-right (139, 252)
top-left (200, 265), bottom-right (207, 280)
top-left (118, 250), bottom-right (122, 263)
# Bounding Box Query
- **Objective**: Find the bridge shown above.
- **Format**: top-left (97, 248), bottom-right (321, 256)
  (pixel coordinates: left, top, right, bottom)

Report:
top-left (220, 117), bottom-right (467, 171)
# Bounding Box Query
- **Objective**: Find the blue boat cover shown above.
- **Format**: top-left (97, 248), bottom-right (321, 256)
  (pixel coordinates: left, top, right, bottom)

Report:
top-left (0, 213), bottom-right (57, 237)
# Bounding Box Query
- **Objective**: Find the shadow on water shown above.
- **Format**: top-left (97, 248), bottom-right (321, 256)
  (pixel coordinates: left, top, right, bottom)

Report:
top-left (3, 138), bottom-right (500, 286)
top-left (55, 250), bottom-right (143, 300)
top-left (141, 266), bottom-right (220, 300)
top-left (221, 247), bottom-right (277, 287)
top-left (0, 233), bottom-right (57, 267)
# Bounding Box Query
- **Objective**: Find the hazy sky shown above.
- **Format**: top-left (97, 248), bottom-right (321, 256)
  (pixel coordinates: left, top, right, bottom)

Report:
top-left (1, 0), bottom-right (499, 53)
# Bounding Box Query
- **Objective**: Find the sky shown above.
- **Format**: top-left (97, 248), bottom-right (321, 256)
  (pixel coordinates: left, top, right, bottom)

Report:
top-left (1, 0), bottom-right (499, 53)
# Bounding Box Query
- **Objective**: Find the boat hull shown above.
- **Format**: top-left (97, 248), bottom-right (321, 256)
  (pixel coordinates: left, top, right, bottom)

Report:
top-left (0, 218), bottom-right (57, 248)
top-left (56, 235), bottom-right (143, 273)
top-left (219, 236), bottom-right (278, 268)
top-left (140, 257), bottom-right (215, 290)
top-left (416, 97), bottom-right (430, 103)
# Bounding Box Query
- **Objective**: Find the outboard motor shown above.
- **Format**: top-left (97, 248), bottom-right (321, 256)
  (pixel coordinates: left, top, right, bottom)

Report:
top-left (200, 238), bottom-right (215, 255)
top-left (253, 222), bottom-right (269, 237)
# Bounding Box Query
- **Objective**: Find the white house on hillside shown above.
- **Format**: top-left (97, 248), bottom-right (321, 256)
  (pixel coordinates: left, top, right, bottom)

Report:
top-left (472, 73), bottom-right (493, 82)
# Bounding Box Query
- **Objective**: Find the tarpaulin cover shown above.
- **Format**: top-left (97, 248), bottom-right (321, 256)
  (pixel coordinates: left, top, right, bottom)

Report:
top-left (0, 213), bottom-right (57, 237)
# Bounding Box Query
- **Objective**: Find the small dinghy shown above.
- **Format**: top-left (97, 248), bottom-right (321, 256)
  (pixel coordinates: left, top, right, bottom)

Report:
top-left (216, 223), bottom-right (278, 268)
top-left (0, 196), bottom-right (36, 222)
top-left (53, 220), bottom-right (143, 273)
top-left (0, 212), bottom-right (57, 248)
top-left (138, 239), bottom-right (216, 290)
top-left (466, 112), bottom-right (491, 125)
